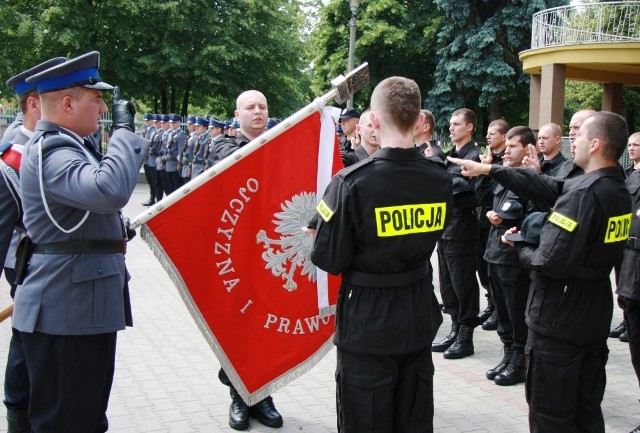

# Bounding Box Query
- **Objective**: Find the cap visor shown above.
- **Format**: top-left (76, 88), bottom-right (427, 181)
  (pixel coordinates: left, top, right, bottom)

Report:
top-left (84, 82), bottom-right (114, 91)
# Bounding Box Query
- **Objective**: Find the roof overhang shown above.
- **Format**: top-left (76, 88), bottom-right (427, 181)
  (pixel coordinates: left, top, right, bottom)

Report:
top-left (519, 42), bottom-right (640, 86)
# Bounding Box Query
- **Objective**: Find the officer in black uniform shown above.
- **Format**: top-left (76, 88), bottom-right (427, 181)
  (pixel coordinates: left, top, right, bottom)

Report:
top-left (450, 111), bottom-right (631, 433)
top-left (432, 108), bottom-right (482, 360)
top-left (213, 90), bottom-right (283, 431)
top-left (481, 126), bottom-right (536, 387)
top-left (615, 131), bottom-right (640, 433)
top-left (310, 77), bottom-right (452, 433)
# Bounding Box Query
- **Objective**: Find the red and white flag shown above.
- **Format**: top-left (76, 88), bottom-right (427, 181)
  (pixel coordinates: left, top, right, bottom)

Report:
top-left (140, 107), bottom-right (343, 404)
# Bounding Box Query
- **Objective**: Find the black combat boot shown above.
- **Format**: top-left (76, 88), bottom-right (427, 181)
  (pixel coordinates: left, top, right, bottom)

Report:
top-left (610, 321), bottom-right (626, 338)
top-left (621, 330), bottom-right (630, 342)
top-left (482, 309), bottom-right (498, 330)
top-left (494, 347), bottom-right (525, 386)
top-left (478, 300), bottom-right (494, 322)
top-left (249, 395), bottom-right (283, 428)
top-left (229, 387), bottom-right (249, 430)
top-left (142, 196), bottom-right (155, 206)
top-left (432, 321), bottom-right (460, 352)
top-left (486, 345), bottom-right (512, 380)
top-left (443, 324), bottom-right (474, 359)
top-left (7, 409), bottom-right (31, 433)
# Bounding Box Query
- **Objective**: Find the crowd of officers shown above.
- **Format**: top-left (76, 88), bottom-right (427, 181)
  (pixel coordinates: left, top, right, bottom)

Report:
top-left (335, 104), bottom-right (640, 433)
top-left (138, 113), bottom-right (280, 207)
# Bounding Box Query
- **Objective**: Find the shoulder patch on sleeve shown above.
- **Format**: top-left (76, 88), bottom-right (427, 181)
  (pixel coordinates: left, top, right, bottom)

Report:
top-left (316, 199), bottom-right (335, 222)
top-left (604, 213), bottom-right (632, 243)
top-left (548, 211), bottom-right (578, 232)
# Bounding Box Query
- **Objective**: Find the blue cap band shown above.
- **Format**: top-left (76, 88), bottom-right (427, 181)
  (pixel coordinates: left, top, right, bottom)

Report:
top-left (14, 80), bottom-right (36, 96)
top-left (36, 67), bottom-right (101, 93)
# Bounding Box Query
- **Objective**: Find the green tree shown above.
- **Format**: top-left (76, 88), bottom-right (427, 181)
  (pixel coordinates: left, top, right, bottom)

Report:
top-left (0, 0), bottom-right (312, 119)
top-left (309, 0), bottom-right (442, 111)
top-left (426, 0), bottom-right (569, 137)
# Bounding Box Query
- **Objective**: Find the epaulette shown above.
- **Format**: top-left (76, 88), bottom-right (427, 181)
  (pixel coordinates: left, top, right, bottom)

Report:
top-left (338, 156), bottom-right (374, 179)
top-left (0, 143), bottom-right (22, 171)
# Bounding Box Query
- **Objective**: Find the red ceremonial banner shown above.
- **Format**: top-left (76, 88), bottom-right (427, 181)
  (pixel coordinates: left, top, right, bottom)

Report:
top-left (142, 111), bottom-right (342, 403)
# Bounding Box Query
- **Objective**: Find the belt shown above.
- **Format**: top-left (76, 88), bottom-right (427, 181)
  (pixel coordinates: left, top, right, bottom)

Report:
top-left (573, 266), bottom-right (611, 280)
top-left (342, 264), bottom-right (429, 288)
top-left (33, 240), bottom-right (126, 255)
top-left (627, 237), bottom-right (640, 249)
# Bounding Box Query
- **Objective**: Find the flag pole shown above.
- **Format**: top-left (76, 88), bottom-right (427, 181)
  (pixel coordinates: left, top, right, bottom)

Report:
top-left (128, 63), bottom-right (369, 230)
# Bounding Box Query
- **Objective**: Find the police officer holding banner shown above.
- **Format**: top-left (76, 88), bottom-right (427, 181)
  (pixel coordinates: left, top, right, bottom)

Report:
top-left (213, 90), bottom-right (284, 431)
top-left (310, 77), bottom-right (452, 433)
top-left (449, 111), bottom-right (632, 433)
top-left (12, 51), bottom-right (149, 433)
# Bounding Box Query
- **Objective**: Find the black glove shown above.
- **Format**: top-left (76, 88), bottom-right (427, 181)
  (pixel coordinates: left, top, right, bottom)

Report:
top-left (111, 86), bottom-right (136, 132)
top-left (124, 217), bottom-right (137, 242)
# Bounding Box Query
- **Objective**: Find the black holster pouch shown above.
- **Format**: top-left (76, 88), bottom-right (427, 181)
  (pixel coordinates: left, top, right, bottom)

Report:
top-left (14, 236), bottom-right (34, 285)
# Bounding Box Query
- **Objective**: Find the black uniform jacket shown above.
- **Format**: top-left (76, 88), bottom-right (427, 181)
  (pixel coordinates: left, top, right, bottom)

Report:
top-left (483, 184), bottom-right (529, 266)
top-left (443, 141), bottom-right (481, 240)
top-left (489, 163), bottom-right (584, 212)
top-left (212, 132), bottom-right (250, 164)
top-left (616, 167), bottom-right (640, 300)
top-left (539, 152), bottom-right (567, 175)
top-left (517, 166), bottom-right (631, 343)
top-left (311, 147), bottom-right (453, 354)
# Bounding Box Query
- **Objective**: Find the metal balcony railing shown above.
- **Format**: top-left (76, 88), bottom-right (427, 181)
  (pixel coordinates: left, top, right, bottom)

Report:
top-left (531, 1), bottom-right (640, 49)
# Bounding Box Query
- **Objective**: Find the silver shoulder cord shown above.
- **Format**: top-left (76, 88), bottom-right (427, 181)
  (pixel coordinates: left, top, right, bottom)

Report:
top-left (37, 135), bottom-right (98, 234)
top-left (0, 159), bottom-right (21, 217)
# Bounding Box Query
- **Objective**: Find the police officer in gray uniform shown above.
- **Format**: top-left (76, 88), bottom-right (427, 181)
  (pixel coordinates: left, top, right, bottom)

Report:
top-left (149, 114), bottom-right (165, 203)
top-left (191, 116), bottom-right (209, 179)
top-left (206, 118), bottom-right (226, 169)
top-left (13, 51), bottom-right (150, 433)
top-left (181, 115), bottom-right (197, 183)
top-left (156, 114), bottom-right (171, 200)
top-left (2, 56), bottom-right (67, 433)
top-left (164, 113), bottom-right (186, 193)
top-left (141, 113), bottom-right (157, 206)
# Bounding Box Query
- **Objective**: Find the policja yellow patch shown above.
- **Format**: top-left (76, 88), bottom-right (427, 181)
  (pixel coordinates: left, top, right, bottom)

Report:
top-left (548, 211), bottom-right (578, 232)
top-left (316, 199), bottom-right (335, 222)
top-left (375, 203), bottom-right (446, 237)
top-left (604, 213), bottom-right (632, 243)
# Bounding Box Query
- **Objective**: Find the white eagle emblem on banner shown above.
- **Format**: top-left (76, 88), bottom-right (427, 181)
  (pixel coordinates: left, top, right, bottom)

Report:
top-left (256, 192), bottom-right (318, 291)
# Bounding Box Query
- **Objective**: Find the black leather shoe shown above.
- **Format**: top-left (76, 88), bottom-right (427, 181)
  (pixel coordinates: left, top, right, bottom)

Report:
top-left (142, 197), bottom-right (155, 206)
top-left (482, 310), bottom-right (498, 331)
top-left (610, 321), bottom-right (626, 338)
top-left (486, 345), bottom-right (512, 380)
top-left (250, 396), bottom-right (283, 428)
top-left (229, 389), bottom-right (249, 431)
top-left (494, 349), bottom-right (525, 386)
top-left (443, 324), bottom-right (474, 359)
top-left (432, 322), bottom-right (459, 352)
top-left (478, 304), bottom-right (494, 322)
top-left (620, 330), bottom-right (630, 343)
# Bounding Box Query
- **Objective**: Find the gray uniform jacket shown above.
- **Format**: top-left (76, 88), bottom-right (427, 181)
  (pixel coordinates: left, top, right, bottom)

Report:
top-left (181, 132), bottom-right (197, 178)
top-left (13, 121), bottom-right (150, 335)
top-left (148, 127), bottom-right (163, 169)
top-left (0, 144), bottom-right (23, 273)
top-left (164, 128), bottom-right (186, 172)
top-left (1, 113), bottom-right (25, 145)
top-left (2, 128), bottom-right (34, 270)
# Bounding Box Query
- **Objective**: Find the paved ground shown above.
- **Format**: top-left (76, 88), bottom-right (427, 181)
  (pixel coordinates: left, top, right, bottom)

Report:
top-left (1, 182), bottom-right (639, 432)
